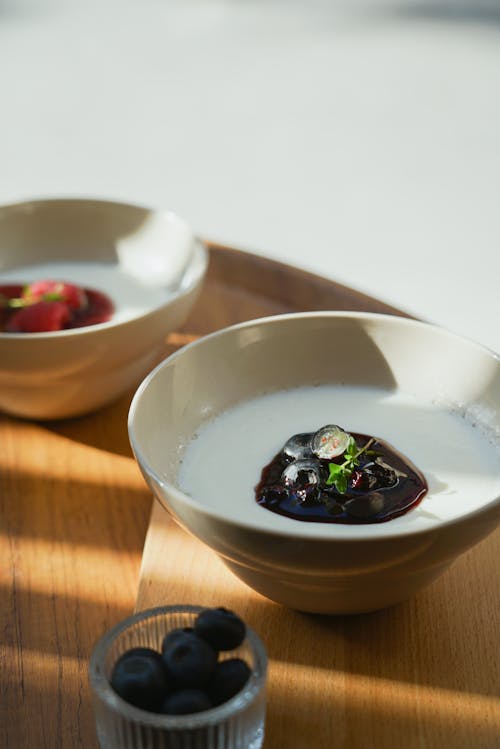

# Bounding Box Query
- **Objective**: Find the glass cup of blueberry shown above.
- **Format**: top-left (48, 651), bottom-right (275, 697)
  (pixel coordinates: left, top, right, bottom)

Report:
top-left (89, 605), bottom-right (268, 749)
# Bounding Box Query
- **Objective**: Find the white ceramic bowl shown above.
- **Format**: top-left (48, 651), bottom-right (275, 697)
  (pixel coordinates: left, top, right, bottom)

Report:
top-left (128, 312), bottom-right (500, 614)
top-left (0, 198), bottom-right (208, 419)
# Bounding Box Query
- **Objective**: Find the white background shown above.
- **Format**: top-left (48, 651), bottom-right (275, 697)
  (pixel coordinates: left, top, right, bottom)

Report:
top-left (1, 0), bottom-right (499, 351)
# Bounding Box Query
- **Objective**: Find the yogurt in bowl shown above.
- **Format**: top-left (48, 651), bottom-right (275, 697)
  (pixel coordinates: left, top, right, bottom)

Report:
top-left (178, 385), bottom-right (500, 537)
top-left (129, 312), bottom-right (500, 614)
top-left (0, 262), bottom-right (169, 328)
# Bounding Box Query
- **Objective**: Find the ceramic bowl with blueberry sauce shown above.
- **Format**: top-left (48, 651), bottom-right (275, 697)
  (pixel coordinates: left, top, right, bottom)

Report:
top-left (89, 605), bottom-right (267, 749)
top-left (129, 312), bottom-right (500, 614)
top-left (0, 198), bottom-right (207, 419)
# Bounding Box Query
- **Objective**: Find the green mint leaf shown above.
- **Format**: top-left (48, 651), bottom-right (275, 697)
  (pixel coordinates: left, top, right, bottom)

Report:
top-left (335, 473), bottom-right (348, 494)
top-left (42, 292), bottom-right (63, 302)
top-left (329, 464), bottom-right (343, 475)
top-left (345, 438), bottom-right (356, 458)
top-left (326, 463), bottom-right (343, 485)
top-left (327, 464), bottom-right (349, 494)
top-left (326, 435), bottom-right (376, 492)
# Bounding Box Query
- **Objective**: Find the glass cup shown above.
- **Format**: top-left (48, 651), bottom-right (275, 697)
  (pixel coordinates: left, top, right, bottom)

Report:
top-left (89, 605), bottom-right (268, 749)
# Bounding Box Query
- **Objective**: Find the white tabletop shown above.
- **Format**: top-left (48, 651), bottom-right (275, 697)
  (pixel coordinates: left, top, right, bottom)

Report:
top-left (1, 0), bottom-right (499, 353)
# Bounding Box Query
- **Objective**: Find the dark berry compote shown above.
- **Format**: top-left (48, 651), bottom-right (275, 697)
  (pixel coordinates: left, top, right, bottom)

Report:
top-left (255, 424), bottom-right (427, 524)
top-left (0, 280), bottom-right (114, 333)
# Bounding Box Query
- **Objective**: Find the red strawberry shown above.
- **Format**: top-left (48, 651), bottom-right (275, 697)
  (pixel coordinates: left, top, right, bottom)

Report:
top-left (23, 280), bottom-right (87, 310)
top-left (5, 300), bottom-right (71, 333)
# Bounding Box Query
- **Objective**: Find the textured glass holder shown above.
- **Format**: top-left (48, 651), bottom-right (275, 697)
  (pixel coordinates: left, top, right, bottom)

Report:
top-left (89, 605), bottom-right (267, 749)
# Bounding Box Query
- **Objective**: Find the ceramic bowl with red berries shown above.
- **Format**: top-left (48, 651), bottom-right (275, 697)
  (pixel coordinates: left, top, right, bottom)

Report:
top-left (0, 198), bottom-right (208, 419)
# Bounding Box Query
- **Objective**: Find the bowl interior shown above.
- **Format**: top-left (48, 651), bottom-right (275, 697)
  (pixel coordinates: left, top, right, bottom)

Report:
top-left (0, 198), bottom-right (204, 326)
top-left (130, 313), bottom-right (500, 540)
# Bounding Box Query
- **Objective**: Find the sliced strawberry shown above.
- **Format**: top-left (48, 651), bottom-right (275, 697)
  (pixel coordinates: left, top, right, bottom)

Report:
top-left (5, 300), bottom-right (72, 333)
top-left (23, 280), bottom-right (87, 310)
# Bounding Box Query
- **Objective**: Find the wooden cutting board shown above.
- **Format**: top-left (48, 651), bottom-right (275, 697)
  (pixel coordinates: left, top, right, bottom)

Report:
top-left (2, 243), bottom-right (497, 748)
top-left (135, 245), bottom-right (500, 749)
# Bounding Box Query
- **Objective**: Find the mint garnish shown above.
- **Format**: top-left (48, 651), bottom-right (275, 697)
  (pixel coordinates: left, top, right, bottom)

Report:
top-left (326, 436), bottom-right (375, 494)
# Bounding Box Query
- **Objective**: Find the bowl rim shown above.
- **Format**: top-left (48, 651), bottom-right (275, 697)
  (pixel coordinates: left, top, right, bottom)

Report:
top-left (128, 310), bottom-right (500, 543)
top-left (0, 196), bottom-right (209, 340)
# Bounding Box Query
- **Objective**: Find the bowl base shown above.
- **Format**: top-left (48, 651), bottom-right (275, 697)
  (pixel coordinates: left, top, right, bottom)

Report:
top-left (222, 558), bottom-right (453, 615)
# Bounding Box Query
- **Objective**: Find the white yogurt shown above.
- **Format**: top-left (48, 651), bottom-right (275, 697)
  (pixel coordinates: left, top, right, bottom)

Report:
top-left (0, 261), bottom-right (171, 323)
top-left (178, 385), bottom-right (500, 538)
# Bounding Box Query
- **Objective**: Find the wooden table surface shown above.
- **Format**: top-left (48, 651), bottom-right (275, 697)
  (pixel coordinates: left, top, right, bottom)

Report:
top-left (1, 244), bottom-right (499, 748)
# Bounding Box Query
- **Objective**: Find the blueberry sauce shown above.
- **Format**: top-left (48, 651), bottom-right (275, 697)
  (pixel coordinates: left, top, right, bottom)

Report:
top-left (255, 425), bottom-right (428, 524)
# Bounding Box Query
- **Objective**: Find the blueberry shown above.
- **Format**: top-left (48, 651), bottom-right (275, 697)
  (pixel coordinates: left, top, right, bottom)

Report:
top-left (319, 493), bottom-right (344, 515)
top-left (349, 469), bottom-right (370, 492)
top-left (312, 425), bottom-right (350, 460)
top-left (344, 492), bottom-right (386, 519)
top-left (282, 432), bottom-right (314, 461)
top-left (110, 647), bottom-right (169, 712)
top-left (161, 627), bottom-right (195, 653)
top-left (282, 460), bottom-right (321, 505)
top-left (161, 689), bottom-right (212, 715)
top-left (363, 461), bottom-right (398, 490)
top-left (161, 631), bottom-right (217, 689)
top-left (258, 485), bottom-right (288, 507)
top-left (261, 457), bottom-right (288, 485)
top-left (208, 658), bottom-right (251, 706)
top-left (194, 607), bottom-right (246, 651)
